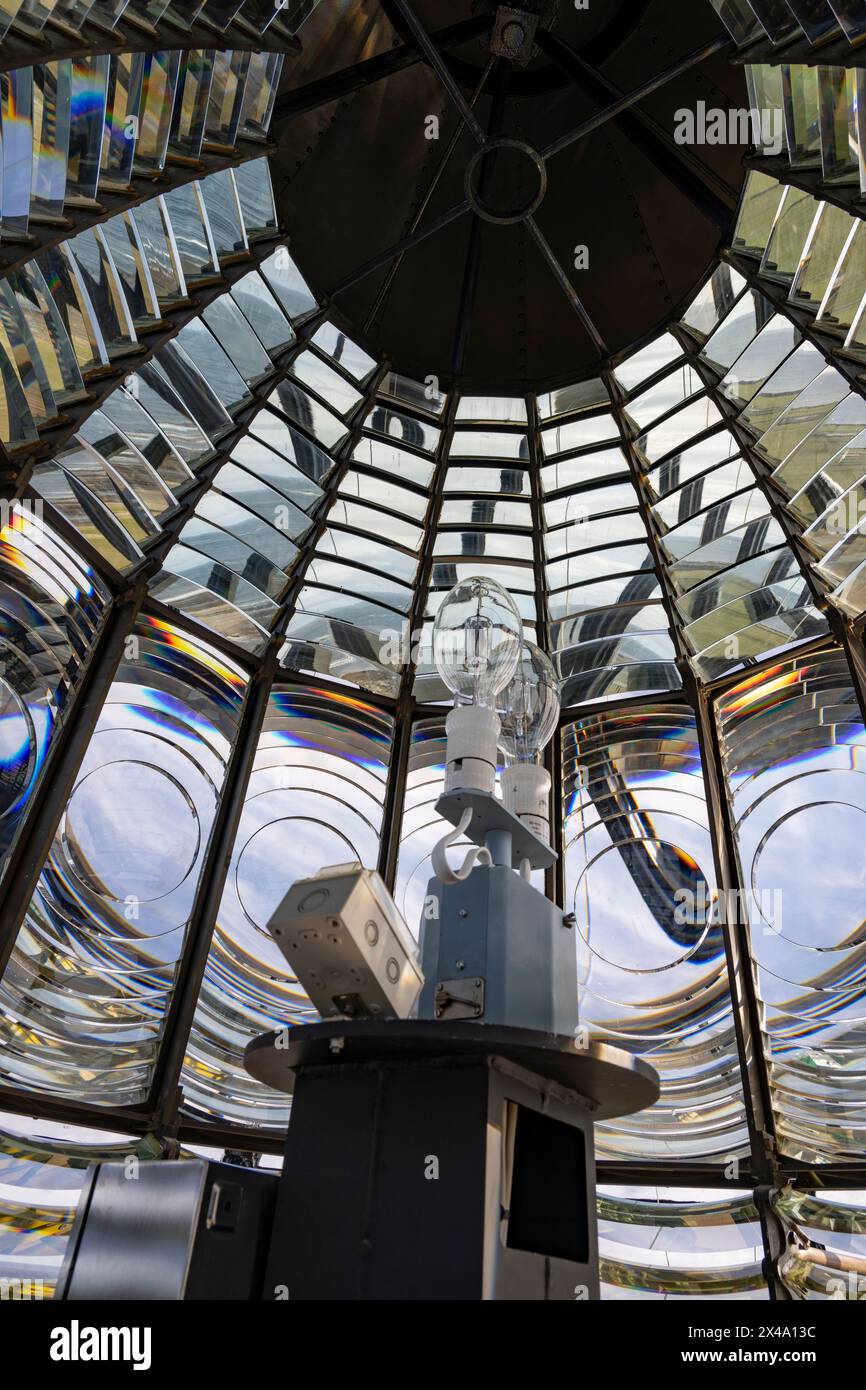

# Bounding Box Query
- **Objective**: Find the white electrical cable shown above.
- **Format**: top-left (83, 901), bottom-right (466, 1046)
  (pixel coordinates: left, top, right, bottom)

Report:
top-left (431, 807), bottom-right (493, 885)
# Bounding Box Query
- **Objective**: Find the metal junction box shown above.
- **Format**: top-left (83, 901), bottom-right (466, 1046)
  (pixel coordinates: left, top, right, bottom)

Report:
top-left (267, 863), bottom-right (424, 1020)
top-left (418, 866), bottom-right (577, 1036)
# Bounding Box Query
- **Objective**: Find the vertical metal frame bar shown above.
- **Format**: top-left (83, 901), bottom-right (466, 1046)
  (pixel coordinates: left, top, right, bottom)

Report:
top-left (602, 366), bottom-right (694, 671)
top-left (375, 391), bottom-right (462, 892)
top-left (146, 666), bottom-right (275, 1128)
top-left (687, 673), bottom-right (779, 1182)
top-left (377, 696), bottom-right (414, 892)
top-left (526, 392), bottom-right (563, 906)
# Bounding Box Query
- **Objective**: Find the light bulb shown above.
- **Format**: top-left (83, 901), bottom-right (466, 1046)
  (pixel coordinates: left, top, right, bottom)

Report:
top-left (499, 642), bottom-right (560, 844)
top-left (498, 641), bottom-right (560, 763)
top-left (433, 576), bottom-right (521, 709)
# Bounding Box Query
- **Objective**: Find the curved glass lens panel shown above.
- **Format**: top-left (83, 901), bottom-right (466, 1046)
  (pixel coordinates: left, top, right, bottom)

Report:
top-left (599, 1187), bottom-right (767, 1300)
top-left (563, 704), bottom-right (749, 1163)
top-left (181, 684), bottom-right (393, 1131)
top-left (717, 647), bottom-right (866, 1161)
top-left (0, 616), bottom-right (248, 1107)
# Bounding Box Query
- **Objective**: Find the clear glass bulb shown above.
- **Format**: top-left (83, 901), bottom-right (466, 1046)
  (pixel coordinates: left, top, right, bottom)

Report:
top-left (498, 640), bottom-right (560, 762)
top-left (432, 577), bottom-right (521, 708)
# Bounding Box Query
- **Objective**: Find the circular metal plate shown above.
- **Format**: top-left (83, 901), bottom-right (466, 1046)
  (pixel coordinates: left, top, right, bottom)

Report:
top-left (245, 1019), bottom-right (659, 1121)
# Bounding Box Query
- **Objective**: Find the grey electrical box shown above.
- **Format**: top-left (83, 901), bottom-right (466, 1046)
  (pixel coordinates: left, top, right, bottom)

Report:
top-left (418, 865), bottom-right (577, 1036)
top-left (267, 863), bottom-right (424, 1020)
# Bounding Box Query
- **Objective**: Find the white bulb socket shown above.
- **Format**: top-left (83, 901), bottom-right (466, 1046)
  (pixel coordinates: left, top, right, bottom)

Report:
top-left (444, 703), bottom-right (500, 796)
top-left (502, 762), bottom-right (552, 844)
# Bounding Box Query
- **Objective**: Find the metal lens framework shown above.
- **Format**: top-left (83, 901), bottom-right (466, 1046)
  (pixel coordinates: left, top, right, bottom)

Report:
top-left (0, 0), bottom-right (865, 1304)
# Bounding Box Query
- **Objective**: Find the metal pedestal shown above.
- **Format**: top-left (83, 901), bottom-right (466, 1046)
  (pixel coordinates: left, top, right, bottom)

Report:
top-left (246, 1020), bottom-right (658, 1301)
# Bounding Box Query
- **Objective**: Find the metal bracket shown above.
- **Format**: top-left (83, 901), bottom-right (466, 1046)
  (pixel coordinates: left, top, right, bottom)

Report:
top-left (435, 976), bottom-right (485, 1020)
top-left (435, 789), bottom-right (558, 870)
top-left (490, 6), bottom-right (540, 66)
top-left (206, 1179), bottom-right (243, 1233)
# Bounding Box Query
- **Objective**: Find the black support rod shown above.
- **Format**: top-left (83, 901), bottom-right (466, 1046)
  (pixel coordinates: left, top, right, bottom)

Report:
top-left (145, 667), bottom-right (275, 1131)
top-left (536, 31), bottom-right (736, 230)
top-left (376, 693), bottom-right (414, 891)
top-left (541, 34), bottom-right (732, 162)
top-left (272, 14), bottom-right (492, 123)
top-left (384, 0), bottom-right (487, 146)
top-left (525, 391), bottom-right (563, 908)
top-left (326, 197), bottom-right (475, 300)
top-left (450, 60), bottom-right (511, 377)
top-left (328, 201), bottom-right (472, 300)
top-left (527, 217), bottom-right (608, 358)
top-left (363, 56), bottom-right (496, 335)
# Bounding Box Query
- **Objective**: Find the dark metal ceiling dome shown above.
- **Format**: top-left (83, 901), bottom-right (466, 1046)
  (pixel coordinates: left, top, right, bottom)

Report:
top-left (271, 0), bottom-right (748, 392)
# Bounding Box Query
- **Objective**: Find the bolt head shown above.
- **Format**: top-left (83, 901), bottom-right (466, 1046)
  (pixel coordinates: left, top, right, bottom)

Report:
top-left (502, 19), bottom-right (526, 53)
